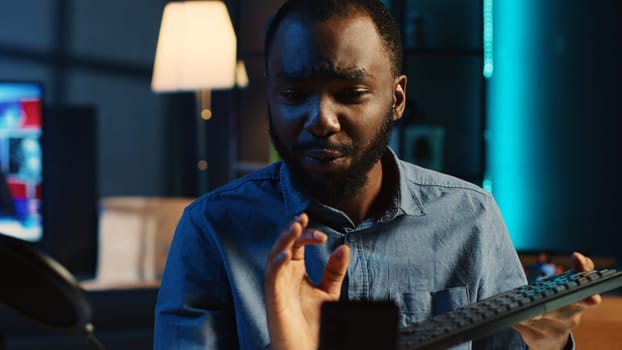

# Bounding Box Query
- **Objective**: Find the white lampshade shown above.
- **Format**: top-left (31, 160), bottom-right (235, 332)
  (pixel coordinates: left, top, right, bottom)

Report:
top-left (151, 1), bottom-right (237, 92)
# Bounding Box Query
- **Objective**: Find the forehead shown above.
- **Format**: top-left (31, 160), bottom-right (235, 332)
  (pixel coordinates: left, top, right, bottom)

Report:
top-left (267, 14), bottom-right (391, 80)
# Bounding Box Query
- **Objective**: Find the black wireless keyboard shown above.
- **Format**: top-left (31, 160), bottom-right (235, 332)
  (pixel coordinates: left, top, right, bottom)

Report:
top-left (399, 269), bottom-right (622, 350)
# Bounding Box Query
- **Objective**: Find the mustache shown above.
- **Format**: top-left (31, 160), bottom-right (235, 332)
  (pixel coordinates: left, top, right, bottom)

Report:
top-left (291, 140), bottom-right (356, 154)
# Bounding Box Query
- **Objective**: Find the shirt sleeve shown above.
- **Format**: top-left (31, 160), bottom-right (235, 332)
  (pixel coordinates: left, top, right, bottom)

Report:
top-left (473, 194), bottom-right (529, 349)
top-left (154, 207), bottom-right (238, 349)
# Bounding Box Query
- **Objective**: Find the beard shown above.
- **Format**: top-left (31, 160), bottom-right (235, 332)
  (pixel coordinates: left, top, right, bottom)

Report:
top-left (269, 106), bottom-right (394, 207)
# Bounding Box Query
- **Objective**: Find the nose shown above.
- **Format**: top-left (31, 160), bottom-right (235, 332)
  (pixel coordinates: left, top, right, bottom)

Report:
top-left (303, 94), bottom-right (341, 137)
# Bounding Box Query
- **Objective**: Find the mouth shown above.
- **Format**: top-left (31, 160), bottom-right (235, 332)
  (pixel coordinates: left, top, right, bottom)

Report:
top-left (303, 149), bottom-right (342, 161)
top-left (300, 148), bottom-right (347, 171)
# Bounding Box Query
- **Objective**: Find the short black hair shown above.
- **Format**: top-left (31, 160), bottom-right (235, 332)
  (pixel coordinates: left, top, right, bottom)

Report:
top-left (264, 0), bottom-right (403, 77)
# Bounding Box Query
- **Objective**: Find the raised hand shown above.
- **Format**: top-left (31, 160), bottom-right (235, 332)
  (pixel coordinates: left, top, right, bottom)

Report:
top-left (513, 252), bottom-right (602, 350)
top-left (264, 213), bottom-right (350, 350)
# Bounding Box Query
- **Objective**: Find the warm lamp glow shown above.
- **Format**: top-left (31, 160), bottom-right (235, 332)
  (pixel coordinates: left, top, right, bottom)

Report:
top-left (151, 1), bottom-right (237, 92)
top-left (235, 59), bottom-right (249, 88)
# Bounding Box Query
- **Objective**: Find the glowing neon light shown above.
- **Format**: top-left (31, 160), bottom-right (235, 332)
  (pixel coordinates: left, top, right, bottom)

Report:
top-left (483, 0), bottom-right (493, 78)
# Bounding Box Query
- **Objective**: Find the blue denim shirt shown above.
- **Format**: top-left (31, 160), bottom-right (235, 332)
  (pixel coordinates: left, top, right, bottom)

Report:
top-left (155, 151), bottom-right (529, 349)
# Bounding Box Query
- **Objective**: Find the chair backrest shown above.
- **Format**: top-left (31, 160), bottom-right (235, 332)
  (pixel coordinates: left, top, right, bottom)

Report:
top-left (0, 232), bottom-right (104, 349)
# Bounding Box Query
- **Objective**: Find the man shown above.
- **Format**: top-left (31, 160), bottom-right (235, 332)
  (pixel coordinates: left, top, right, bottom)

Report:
top-left (155, 1), bottom-right (600, 349)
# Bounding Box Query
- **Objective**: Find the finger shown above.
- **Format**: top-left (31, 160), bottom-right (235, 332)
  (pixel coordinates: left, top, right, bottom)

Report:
top-left (297, 212), bottom-right (309, 227)
top-left (546, 303), bottom-right (588, 322)
top-left (268, 216), bottom-right (306, 262)
top-left (532, 296), bottom-right (601, 333)
top-left (513, 321), bottom-right (569, 345)
top-left (291, 228), bottom-right (328, 260)
top-left (569, 293), bottom-right (601, 309)
top-left (570, 252), bottom-right (603, 304)
top-left (288, 213), bottom-right (325, 260)
top-left (319, 245), bottom-right (351, 297)
top-left (542, 293), bottom-right (601, 324)
top-left (583, 293), bottom-right (602, 306)
top-left (571, 252), bottom-right (595, 272)
top-left (265, 249), bottom-right (292, 290)
top-left (516, 311), bottom-right (574, 337)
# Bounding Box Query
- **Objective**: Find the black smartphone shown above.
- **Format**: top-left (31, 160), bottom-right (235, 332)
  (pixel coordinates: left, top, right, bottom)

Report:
top-left (319, 300), bottom-right (400, 350)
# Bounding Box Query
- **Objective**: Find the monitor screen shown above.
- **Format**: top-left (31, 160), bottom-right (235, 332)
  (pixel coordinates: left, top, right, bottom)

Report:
top-left (0, 82), bottom-right (43, 241)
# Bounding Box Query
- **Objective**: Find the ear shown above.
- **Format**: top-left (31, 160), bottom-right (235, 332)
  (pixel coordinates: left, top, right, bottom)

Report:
top-left (391, 75), bottom-right (407, 122)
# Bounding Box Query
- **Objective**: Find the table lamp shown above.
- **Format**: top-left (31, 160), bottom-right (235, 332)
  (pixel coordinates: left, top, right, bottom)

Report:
top-left (151, 0), bottom-right (237, 194)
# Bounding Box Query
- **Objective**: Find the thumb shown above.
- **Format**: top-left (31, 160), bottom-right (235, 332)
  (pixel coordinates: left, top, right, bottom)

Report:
top-left (572, 252), bottom-right (595, 272)
top-left (319, 245), bottom-right (350, 297)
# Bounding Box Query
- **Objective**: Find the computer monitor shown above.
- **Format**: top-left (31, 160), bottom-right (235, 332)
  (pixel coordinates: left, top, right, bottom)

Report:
top-left (0, 81), bottom-right (98, 278)
top-left (0, 81), bottom-right (43, 242)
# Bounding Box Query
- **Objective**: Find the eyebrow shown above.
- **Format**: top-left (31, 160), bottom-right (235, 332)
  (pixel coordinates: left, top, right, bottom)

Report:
top-left (273, 66), bottom-right (373, 82)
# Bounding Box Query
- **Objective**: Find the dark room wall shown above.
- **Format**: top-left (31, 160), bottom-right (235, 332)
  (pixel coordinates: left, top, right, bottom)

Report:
top-left (0, 0), bottom-right (175, 197)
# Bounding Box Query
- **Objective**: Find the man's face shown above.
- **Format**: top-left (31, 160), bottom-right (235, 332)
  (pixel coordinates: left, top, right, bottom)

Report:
top-left (266, 13), bottom-right (405, 204)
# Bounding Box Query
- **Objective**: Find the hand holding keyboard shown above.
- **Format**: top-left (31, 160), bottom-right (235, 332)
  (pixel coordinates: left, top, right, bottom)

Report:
top-left (399, 269), bottom-right (622, 350)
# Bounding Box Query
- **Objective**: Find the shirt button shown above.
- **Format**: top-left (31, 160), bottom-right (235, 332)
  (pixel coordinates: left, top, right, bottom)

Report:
top-left (346, 234), bottom-right (355, 242)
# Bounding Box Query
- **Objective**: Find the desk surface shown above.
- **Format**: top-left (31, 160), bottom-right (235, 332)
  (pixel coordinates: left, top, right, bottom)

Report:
top-left (573, 296), bottom-right (622, 350)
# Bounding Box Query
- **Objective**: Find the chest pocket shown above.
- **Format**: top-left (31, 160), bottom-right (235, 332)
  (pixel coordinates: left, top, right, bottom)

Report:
top-left (390, 287), bottom-right (471, 350)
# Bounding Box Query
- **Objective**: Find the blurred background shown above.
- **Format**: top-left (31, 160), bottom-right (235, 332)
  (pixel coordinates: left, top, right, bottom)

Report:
top-left (0, 0), bottom-right (619, 349)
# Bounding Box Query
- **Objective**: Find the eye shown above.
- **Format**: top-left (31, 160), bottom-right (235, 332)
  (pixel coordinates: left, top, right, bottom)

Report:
top-left (278, 88), bottom-right (309, 104)
top-left (336, 88), bottom-right (368, 103)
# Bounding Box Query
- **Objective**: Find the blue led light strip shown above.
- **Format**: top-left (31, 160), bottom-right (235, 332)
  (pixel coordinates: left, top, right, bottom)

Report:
top-left (483, 0), bottom-right (493, 78)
